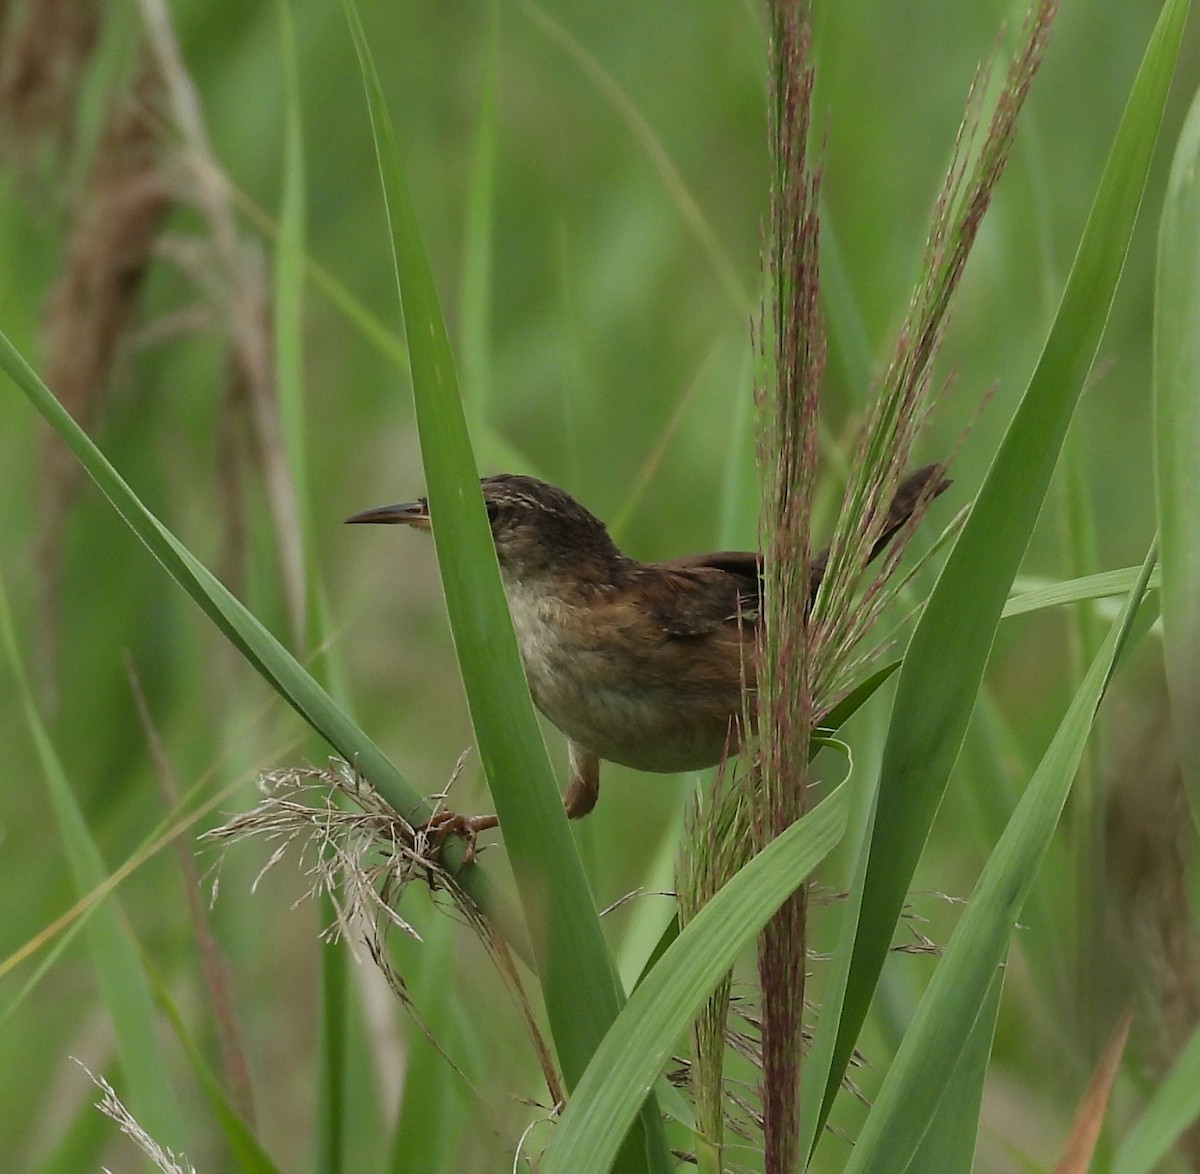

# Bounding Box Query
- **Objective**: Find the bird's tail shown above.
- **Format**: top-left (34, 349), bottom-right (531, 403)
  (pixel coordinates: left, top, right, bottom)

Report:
top-left (809, 463), bottom-right (950, 591)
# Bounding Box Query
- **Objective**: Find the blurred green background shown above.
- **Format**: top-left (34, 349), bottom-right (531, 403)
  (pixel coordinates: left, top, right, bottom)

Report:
top-left (0, 0), bottom-right (1196, 1169)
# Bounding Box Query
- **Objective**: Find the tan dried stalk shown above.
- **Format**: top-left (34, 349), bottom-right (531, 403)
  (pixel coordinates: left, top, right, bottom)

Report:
top-left (138, 0), bottom-right (307, 648)
top-left (0, 0), bottom-right (99, 160)
top-left (35, 58), bottom-right (174, 704)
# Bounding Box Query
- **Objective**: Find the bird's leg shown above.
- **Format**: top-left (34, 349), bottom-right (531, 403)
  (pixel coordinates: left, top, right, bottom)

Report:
top-left (563, 742), bottom-right (601, 819)
top-left (418, 809), bottom-right (499, 866)
top-left (415, 743), bottom-right (599, 862)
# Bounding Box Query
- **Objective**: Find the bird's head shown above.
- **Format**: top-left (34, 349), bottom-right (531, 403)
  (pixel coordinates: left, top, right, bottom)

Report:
top-left (346, 473), bottom-right (617, 579)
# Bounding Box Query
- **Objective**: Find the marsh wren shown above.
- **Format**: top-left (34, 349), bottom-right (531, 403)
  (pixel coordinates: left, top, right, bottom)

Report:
top-left (347, 466), bottom-right (947, 824)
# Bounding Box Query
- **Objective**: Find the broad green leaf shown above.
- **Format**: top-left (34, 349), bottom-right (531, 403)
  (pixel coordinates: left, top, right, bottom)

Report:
top-left (844, 550), bottom-right (1156, 1172)
top-left (809, 0), bottom-right (1189, 1144)
top-left (540, 781), bottom-right (851, 1174)
top-left (341, 6), bottom-right (670, 1171)
top-left (1155, 74), bottom-right (1200, 832)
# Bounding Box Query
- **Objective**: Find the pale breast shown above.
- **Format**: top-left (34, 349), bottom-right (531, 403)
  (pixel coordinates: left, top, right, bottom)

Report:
top-left (499, 571), bottom-right (748, 773)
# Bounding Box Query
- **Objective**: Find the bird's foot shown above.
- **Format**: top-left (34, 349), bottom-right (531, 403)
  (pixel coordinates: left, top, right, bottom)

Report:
top-left (417, 809), bottom-right (499, 866)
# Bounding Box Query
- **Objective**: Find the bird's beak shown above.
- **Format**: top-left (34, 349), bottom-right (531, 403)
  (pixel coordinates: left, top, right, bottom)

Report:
top-left (344, 500), bottom-right (431, 530)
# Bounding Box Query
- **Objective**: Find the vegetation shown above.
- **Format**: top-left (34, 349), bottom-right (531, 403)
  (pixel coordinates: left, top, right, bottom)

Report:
top-left (0, 0), bottom-right (1197, 1170)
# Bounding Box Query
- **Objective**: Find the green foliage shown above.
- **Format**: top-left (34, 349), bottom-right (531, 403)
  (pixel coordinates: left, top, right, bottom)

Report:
top-left (0, 1), bottom-right (1196, 1171)
top-left (343, 4), bottom-right (669, 1167)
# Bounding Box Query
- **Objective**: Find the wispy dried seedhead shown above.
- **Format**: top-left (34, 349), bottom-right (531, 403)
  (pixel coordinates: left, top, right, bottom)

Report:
top-left (74, 1061), bottom-right (195, 1174)
top-left (679, 757), bottom-right (754, 1155)
top-left (25, 2), bottom-right (308, 705)
top-left (39, 59), bottom-right (173, 430)
top-left (0, 0), bottom-right (99, 164)
top-left (205, 760), bottom-right (478, 971)
top-left (810, 0), bottom-right (1059, 707)
top-left (206, 759), bottom-right (568, 1113)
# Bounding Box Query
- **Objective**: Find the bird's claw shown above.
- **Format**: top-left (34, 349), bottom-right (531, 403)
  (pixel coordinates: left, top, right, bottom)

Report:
top-left (417, 809), bottom-right (499, 867)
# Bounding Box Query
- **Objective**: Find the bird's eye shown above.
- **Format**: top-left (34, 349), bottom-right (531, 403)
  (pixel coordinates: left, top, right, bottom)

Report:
top-left (485, 500), bottom-right (500, 522)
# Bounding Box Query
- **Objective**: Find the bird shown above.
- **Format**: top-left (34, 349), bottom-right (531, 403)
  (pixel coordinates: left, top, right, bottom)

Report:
top-left (347, 466), bottom-right (947, 826)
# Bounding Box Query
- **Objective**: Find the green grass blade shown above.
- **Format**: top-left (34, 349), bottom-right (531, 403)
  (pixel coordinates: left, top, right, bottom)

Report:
top-left (272, 0), bottom-right (312, 570)
top-left (812, 0), bottom-right (1189, 1137)
top-left (844, 549), bottom-right (1156, 1173)
top-left (904, 972), bottom-right (1003, 1173)
top-left (152, 967), bottom-right (282, 1174)
top-left (1154, 73), bottom-right (1200, 833)
top-left (387, 917), bottom-right (469, 1173)
top-left (458, 0), bottom-right (500, 423)
top-left (1112, 1018), bottom-right (1200, 1174)
top-left (316, 931), bottom-right (348, 1174)
top-left (1003, 565), bottom-right (1161, 618)
top-left (0, 332), bottom-right (399, 800)
top-left (0, 570), bottom-right (188, 1154)
top-left (270, 7), bottom-right (353, 1166)
top-left (340, 7), bottom-right (669, 1171)
top-left (515, 0), bottom-right (753, 318)
top-left (539, 781), bottom-right (851, 1174)
top-left (0, 325), bottom-right (528, 958)
top-left (819, 561), bottom-right (1156, 744)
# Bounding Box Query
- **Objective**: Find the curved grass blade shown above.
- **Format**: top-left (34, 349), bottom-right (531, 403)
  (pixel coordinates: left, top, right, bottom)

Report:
top-left (272, 0), bottom-right (310, 559)
top-left (514, 0), bottom-right (753, 318)
top-left (1003, 565), bottom-right (1161, 618)
top-left (1154, 74), bottom-right (1200, 833)
top-left (152, 965), bottom-right (281, 1174)
top-left (340, 7), bottom-right (669, 1171)
top-left (0, 327), bottom-right (529, 959)
top-left (844, 549), bottom-right (1156, 1173)
top-left (540, 780), bottom-right (851, 1174)
top-left (809, 0), bottom-right (1189, 1143)
top-left (905, 972), bottom-right (1003, 1173)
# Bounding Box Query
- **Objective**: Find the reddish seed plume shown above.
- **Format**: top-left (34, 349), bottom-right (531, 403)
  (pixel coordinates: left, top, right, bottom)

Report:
top-left (809, 0), bottom-right (1058, 709)
top-left (753, 3), bottom-right (825, 1170)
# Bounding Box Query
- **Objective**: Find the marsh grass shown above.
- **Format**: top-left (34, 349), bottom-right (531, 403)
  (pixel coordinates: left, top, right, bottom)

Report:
top-left (0, 1), bottom-right (1195, 1171)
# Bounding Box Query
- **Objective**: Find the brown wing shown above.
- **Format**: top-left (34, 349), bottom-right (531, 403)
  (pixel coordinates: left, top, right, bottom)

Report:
top-left (640, 551), bottom-right (761, 639)
top-left (639, 465), bottom-right (949, 637)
